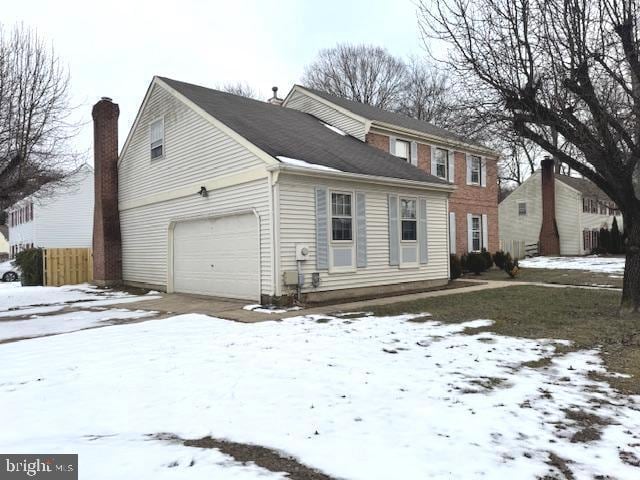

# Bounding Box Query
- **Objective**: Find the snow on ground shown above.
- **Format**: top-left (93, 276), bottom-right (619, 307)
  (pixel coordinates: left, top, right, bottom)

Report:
top-left (243, 304), bottom-right (302, 314)
top-left (519, 255), bottom-right (625, 274)
top-left (1, 311), bottom-right (639, 479)
top-left (0, 308), bottom-right (157, 342)
top-left (0, 283), bottom-right (159, 312)
top-left (276, 156), bottom-right (341, 172)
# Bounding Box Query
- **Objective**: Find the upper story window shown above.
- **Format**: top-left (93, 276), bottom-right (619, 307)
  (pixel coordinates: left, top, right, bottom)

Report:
top-left (400, 198), bottom-right (417, 241)
top-left (435, 148), bottom-right (448, 179)
top-left (518, 202), bottom-right (527, 216)
top-left (470, 155), bottom-right (482, 184)
top-left (394, 140), bottom-right (410, 162)
top-left (150, 118), bottom-right (164, 159)
top-left (331, 192), bottom-right (353, 241)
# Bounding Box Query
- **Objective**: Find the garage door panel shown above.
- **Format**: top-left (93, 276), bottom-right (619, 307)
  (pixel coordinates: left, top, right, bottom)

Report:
top-left (173, 214), bottom-right (259, 300)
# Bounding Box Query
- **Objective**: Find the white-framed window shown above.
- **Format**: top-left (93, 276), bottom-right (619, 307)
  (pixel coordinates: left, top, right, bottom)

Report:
top-left (331, 192), bottom-right (353, 242)
top-left (435, 147), bottom-right (448, 179)
top-left (394, 140), bottom-right (411, 162)
top-left (150, 118), bottom-right (164, 159)
top-left (470, 155), bottom-right (481, 184)
top-left (471, 215), bottom-right (482, 252)
top-left (400, 198), bottom-right (417, 241)
top-left (518, 202), bottom-right (527, 216)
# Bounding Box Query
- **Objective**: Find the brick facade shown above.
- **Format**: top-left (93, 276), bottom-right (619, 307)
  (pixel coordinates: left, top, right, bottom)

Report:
top-left (366, 134), bottom-right (499, 254)
top-left (92, 98), bottom-right (122, 286)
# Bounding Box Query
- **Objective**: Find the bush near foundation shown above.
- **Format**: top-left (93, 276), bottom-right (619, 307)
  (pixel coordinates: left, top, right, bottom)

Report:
top-left (14, 248), bottom-right (43, 286)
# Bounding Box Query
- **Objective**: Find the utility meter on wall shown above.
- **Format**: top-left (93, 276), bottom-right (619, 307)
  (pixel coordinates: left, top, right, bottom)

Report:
top-left (295, 244), bottom-right (311, 261)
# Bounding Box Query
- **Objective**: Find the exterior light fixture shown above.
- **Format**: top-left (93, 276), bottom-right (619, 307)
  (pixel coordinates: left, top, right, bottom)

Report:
top-left (198, 186), bottom-right (208, 197)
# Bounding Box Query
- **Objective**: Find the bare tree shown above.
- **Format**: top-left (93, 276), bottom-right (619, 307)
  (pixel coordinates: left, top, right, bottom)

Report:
top-left (398, 57), bottom-right (454, 125)
top-left (0, 23), bottom-right (78, 215)
top-left (218, 81), bottom-right (258, 99)
top-left (420, 0), bottom-right (640, 314)
top-left (302, 44), bottom-right (408, 110)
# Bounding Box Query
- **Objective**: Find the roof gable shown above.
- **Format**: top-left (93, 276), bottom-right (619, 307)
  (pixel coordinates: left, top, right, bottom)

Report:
top-left (290, 85), bottom-right (495, 154)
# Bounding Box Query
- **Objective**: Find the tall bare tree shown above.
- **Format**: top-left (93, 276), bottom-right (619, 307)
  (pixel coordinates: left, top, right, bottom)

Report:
top-left (398, 57), bottom-right (454, 126)
top-left (0, 23), bottom-right (77, 215)
top-left (420, 0), bottom-right (640, 314)
top-left (302, 44), bottom-right (408, 110)
top-left (218, 81), bottom-right (258, 99)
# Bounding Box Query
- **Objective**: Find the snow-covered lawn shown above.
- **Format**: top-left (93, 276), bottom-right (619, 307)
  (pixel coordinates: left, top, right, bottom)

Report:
top-left (519, 255), bottom-right (625, 274)
top-left (1, 305), bottom-right (639, 478)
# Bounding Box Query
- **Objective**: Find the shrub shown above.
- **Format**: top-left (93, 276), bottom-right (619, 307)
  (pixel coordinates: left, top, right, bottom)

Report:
top-left (591, 246), bottom-right (607, 255)
top-left (611, 217), bottom-right (623, 254)
top-left (493, 250), bottom-right (507, 270)
top-left (450, 254), bottom-right (462, 279)
top-left (460, 254), bottom-right (468, 272)
top-left (480, 248), bottom-right (493, 269)
top-left (599, 227), bottom-right (611, 253)
top-left (504, 252), bottom-right (520, 278)
top-left (466, 252), bottom-right (486, 275)
top-left (14, 248), bottom-right (43, 286)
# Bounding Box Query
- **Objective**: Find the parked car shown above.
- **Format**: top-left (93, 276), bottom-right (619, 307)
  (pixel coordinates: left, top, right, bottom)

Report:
top-left (0, 260), bottom-right (20, 282)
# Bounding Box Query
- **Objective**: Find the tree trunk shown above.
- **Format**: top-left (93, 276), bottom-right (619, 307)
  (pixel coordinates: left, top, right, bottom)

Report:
top-left (621, 215), bottom-right (640, 315)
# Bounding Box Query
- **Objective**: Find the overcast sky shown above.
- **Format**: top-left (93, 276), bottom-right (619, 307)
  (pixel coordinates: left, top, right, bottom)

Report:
top-left (4, 0), bottom-right (431, 161)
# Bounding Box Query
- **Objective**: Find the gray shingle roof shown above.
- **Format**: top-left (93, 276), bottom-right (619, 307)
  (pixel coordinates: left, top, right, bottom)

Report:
top-left (297, 85), bottom-right (489, 151)
top-left (555, 174), bottom-right (613, 203)
top-left (159, 77), bottom-right (448, 185)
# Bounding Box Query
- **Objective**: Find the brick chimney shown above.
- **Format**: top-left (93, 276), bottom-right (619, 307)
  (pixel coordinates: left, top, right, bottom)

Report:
top-left (92, 97), bottom-right (122, 286)
top-left (539, 156), bottom-right (561, 255)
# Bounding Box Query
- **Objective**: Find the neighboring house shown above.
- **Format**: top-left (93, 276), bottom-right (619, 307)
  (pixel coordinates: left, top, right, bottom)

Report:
top-left (6, 166), bottom-right (94, 257)
top-left (94, 76), bottom-right (461, 303)
top-left (0, 225), bottom-right (8, 261)
top-left (499, 158), bottom-right (622, 257)
top-left (283, 86), bottom-right (500, 255)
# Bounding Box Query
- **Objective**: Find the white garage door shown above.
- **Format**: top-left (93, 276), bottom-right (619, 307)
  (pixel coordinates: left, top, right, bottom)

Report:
top-left (173, 214), bottom-right (260, 300)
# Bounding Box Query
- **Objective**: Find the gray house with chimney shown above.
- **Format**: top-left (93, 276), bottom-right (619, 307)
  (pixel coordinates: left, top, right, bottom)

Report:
top-left (499, 158), bottom-right (623, 258)
top-left (92, 77), bottom-right (461, 303)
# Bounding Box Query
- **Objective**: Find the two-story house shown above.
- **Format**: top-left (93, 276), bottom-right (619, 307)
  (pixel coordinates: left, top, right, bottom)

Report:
top-left (499, 158), bottom-right (623, 257)
top-left (6, 166), bottom-right (94, 257)
top-left (282, 86), bottom-right (500, 255)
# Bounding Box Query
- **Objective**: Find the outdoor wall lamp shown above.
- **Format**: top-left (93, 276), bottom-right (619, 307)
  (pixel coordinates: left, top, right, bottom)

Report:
top-left (198, 186), bottom-right (208, 197)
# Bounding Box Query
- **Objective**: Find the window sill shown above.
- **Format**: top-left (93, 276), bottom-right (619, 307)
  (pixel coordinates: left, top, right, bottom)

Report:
top-left (328, 266), bottom-right (357, 274)
top-left (399, 263), bottom-right (420, 270)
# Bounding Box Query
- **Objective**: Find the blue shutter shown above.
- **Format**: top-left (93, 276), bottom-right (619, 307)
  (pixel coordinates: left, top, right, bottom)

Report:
top-left (356, 192), bottom-right (367, 268)
top-left (388, 194), bottom-right (399, 266)
top-left (315, 187), bottom-right (329, 269)
top-left (419, 198), bottom-right (428, 264)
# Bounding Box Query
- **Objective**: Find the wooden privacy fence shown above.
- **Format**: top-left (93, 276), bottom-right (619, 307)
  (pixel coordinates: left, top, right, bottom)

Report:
top-left (43, 248), bottom-right (93, 286)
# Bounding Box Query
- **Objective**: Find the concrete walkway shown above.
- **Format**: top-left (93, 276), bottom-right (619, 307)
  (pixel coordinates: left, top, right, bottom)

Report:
top-left (110, 279), bottom-right (621, 323)
top-left (112, 280), bottom-right (509, 323)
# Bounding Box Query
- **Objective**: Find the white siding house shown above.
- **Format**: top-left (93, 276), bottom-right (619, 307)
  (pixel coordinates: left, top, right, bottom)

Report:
top-left (499, 169), bottom-right (622, 257)
top-left (6, 167), bottom-right (94, 257)
top-left (113, 77), bottom-right (455, 303)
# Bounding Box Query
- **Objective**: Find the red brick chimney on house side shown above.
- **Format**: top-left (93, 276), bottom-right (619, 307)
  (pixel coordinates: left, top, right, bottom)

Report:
top-left (539, 157), bottom-right (561, 255)
top-left (92, 97), bottom-right (122, 286)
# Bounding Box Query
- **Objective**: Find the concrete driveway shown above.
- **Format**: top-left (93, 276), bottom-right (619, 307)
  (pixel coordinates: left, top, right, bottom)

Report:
top-left (121, 293), bottom-right (252, 318)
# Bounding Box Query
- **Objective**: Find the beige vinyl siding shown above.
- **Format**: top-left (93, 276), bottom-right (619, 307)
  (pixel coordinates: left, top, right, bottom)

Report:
top-left (499, 173), bottom-right (543, 257)
top-left (119, 83), bottom-right (267, 204)
top-left (580, 209), bottom-right (623, 254)
top-left (118, 83), bottom-right (272, 294)
top-left (284, 90), bottom-right (367, 140)
top-left (555, 181), bottom-right (581, 255)
top-left (277, 174), bottom-right (449, 294)
top-left (120, 178), bottom-right (272, 293)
